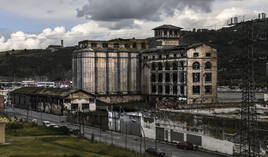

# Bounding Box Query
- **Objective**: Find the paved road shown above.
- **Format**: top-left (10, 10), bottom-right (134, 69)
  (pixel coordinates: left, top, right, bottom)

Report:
top-left (5, 107), bottom-right (225, 157)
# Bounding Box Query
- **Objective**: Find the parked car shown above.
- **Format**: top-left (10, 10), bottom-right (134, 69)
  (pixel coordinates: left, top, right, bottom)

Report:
top-left (176, 141), bottom-right (194, 150)
top-left (42, 121), bottom-right (50, 127)
top-left (145, 147), bottom-right (166, 157)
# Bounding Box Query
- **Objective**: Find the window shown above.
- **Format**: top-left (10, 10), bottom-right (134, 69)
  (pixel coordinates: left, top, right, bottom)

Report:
top-left (173, 62), bottom-right (178, 70)
top-left (173, 73), bottom-right (177, 82)
top-left (152, 85), bottom-right (156, 93)
top-left (174, 31), bottom-right (178, 36)
top-left (192, 62), bottom-right (200, 70)
top-left (180, 85), bottom-right (185, 95)
top-left (165, 73), bottom-right (170, 82)
top-left (180, 72), bottom-right (185, 82)
top-left (193, 52), bottom-right (199, 57)
top-left (152, 56), bottom-right (155, 60)
top-left (141, 43), bottom-right (146, 49)
top-left (205, 86), bottom-right (212, 94)
top-left (165, 62), bottom-right (170, 70)
top-left (82, 104), bottom-right (89, 110)
top-left (151, 73), bottom-right (156, 82)
top-left (114, 43), bottom-right (119, 48)
top-left (158, 85), bottom-right (163, 93)
top-left (192, 86), bottom-right (200, 94)
top-left (152, 62), bottom-right (156, 71)
top-left (71, 104), bottom-right (78, 110)
top-left (102, 43), bottom-right (108, 48)
top-left (164, 31), bottom-right (167, 35)
top-left (158, 63), bottom-right (163, 70)
top-left (169, 30), bottom-right (173, 36)
top-left (166, 55), bottom-right (169, 59)
top-left (192, 73), bottom-right (200, 82)
top-left (132, 42), bottom-right (137, 48)
top-left (173, 86), bottom-right (178, 95)
top-left (205, 73), bottom-right (212, 82)
top-left (165, 85), bottom-right (170, 94)
top-left (206, 53), bottom-right (211, 57)
top-left (91, 43), bottom-right (97, 48)
top-left (205, 62), bottom-right (212, 69)
top-left (179, 61), bottom-right (184, 69)
top-left (125, 43), bottom-right (130, 48)
top-left (159, 55), bottom-right (162, 59)
top-left (158, 73), bottom-right (163, 82)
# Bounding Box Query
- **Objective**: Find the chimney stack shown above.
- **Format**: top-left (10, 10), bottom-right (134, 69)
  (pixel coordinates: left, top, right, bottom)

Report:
top-left (61, 40), bottom-right (64, 47)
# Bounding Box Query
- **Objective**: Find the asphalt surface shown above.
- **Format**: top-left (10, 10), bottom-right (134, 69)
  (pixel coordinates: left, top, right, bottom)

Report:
top-left (5, 107), bottom-right (225, 157)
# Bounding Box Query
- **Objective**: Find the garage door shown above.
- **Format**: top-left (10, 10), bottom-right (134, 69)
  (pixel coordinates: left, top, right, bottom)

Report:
top-left (171, 130), bottom-right (184, 142)
top-left (186, 134), bottom-right (202, 146)
top-left (156, 127), bottom-right (164, 141)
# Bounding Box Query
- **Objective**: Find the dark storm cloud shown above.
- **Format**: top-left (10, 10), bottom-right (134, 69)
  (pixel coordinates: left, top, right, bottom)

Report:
top-left (76, 0), bottom-right (214, 21)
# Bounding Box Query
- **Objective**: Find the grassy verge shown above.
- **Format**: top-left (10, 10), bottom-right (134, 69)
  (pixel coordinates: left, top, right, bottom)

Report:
top-left (0, 122), bottom-right (151, 157)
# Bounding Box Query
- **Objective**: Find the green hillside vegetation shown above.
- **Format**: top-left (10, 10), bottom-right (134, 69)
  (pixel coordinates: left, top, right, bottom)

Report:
top-left (0, 20), bottom-right (267, 86)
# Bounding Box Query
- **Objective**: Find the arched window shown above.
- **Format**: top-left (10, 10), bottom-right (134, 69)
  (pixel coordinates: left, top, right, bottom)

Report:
top-left (165, 62), bottom-right (170, 70)
top-left (192, 62), bottom-right (200, 70)
top-left (205, 62), bottom-right (212, 69)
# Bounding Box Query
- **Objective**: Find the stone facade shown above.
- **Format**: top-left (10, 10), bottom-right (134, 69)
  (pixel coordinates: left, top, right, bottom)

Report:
top-left (73, 25), bottom-right (217, 105)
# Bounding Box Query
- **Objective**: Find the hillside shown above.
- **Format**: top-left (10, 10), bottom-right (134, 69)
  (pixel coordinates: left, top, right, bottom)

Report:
top-left (0, 20), bottom-right (267, 86)
top-left (0, 47), bottom-right (76, 81)
top-left (182, 20), bottom-right (268, 87)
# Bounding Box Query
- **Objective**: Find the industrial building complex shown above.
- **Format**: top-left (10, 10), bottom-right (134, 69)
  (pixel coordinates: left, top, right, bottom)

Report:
top-left (72, 25), bottom-right (218, 105)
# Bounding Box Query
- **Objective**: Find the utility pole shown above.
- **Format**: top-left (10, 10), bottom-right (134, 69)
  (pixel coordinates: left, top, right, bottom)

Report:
top-left (227, 15), bottom-right (263, 157)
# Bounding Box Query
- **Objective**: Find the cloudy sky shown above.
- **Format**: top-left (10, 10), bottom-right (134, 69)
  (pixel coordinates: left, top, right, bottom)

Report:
top-left (0, 0), bottom-right (267, 51)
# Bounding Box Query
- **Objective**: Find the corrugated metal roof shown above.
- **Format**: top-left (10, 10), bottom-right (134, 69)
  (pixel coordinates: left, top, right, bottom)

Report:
top-left (10, 87), bottom-right (93, 98)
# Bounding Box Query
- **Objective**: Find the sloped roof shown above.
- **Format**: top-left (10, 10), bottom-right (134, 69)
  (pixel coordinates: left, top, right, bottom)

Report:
top-left (153, 25), bottom-right (182, 30)
top-left (10, 87), bottom-right (94, 98)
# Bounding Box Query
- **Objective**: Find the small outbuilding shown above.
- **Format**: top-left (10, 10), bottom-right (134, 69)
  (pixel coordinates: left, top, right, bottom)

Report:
top-left (10, 87), bottom-right (96, 115)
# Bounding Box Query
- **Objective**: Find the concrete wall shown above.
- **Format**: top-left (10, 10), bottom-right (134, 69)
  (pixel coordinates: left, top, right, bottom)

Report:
top-left (202, 136), bottom-right (234, 155)
top-left (0, 123), bottom-right (5, 144)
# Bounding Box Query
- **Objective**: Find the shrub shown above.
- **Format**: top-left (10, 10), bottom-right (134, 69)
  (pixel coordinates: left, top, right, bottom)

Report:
top-left (7, 122), bottom-right (24, 130)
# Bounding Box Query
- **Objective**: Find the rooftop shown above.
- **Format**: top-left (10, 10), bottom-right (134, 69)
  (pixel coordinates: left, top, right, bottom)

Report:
top-left (141, 43), bottom-right (205, 53)
top-left (153, 25), bottom-right (183, 30)
top-left (10, 87), bottom-right (94, 98)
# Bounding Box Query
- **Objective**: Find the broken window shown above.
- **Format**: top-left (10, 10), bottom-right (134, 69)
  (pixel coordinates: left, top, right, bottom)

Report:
top-left (206, 53), bottom-right (211, 57)
top-left (158, 63), bottom-right (163, 70)
top-left (151, 73), bottom-right (156, 82)
top-left (205, 62), bottom-right (212, 69)
top-left (132, 42), bottom-right (137, 48)
top-left (173, 62), bottom-right (178, 70)
top-left (141, 43), bottom-right (146, 49)
top-left (114, 43), bottom-right (119, 48)
top-left (102, 43), bottom-right (108, 48)
top-left (71, 104), bottom-right (78, 111)
top-left (152, 62), bottom-right (156, 71)
top-left (173, 73), bottom-right (177, 82)
top-left (82, 104), bottom-right (89, 110)
top-left (165, 85), bottom-right (170, 94)
top-left (158, 85), bottom-right (163, 93)
top-left (205, 73), bottom-right (212, 82)
top-left (165, 73), bottom-right (170, 82)
top-left (125, 43), bottom-right (130, 48)
top-left (180, 85), bottom-right (185, 95)
top-left (192, 86), bottom-right (200, 94)
top-left (152, 85), bottom-right (156, 93)
top-left (192, 73), bottom-right (200, 82)
top-left (158, 73), bottom-right (163, 82)
top-left (91, 43), bottom-right (97, 48)
top-left (192, 62), bottom-right (200, 70)
top-left (173, 86), bottom-right (178, 95)
top-left (165, 62), bottom-right (170, 70)
top-left (193, 52), bottom-right (199, 57)
top-left (205, 85), bottom-right (212, 94)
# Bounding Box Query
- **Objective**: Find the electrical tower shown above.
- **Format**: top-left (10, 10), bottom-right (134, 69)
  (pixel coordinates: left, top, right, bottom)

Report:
top-left (238, 19), bottom-right (260, 157)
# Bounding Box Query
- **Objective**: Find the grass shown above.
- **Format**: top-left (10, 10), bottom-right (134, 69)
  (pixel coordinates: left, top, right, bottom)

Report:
top-left (0, 122), bottom-right (151, 157)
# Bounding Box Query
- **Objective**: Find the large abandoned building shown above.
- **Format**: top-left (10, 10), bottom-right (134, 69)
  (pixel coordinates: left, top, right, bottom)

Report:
top-left (72, 25), bottom-right (217, 105)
